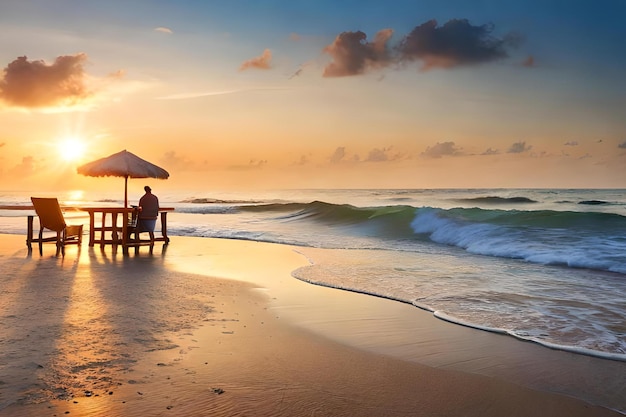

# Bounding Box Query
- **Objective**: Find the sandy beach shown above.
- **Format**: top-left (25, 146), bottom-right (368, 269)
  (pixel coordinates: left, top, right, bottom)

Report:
top-left (0, 233), bottom-right (624, 417)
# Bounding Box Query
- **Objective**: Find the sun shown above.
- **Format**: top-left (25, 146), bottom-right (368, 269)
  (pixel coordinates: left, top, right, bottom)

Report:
top-left (58, 137), bottom-right (86, 162)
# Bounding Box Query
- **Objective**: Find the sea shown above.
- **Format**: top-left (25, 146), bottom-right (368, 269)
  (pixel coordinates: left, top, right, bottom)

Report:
top-left (1, 188), bottom-right (625, 363)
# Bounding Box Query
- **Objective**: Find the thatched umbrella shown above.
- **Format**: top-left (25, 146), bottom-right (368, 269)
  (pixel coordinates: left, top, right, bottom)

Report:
top-left (77, 150), bottom-right (169, 207)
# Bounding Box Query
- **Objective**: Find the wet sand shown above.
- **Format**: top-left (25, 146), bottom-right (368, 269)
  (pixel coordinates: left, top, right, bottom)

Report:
top-left (0, 233), bottom-right (623, 416)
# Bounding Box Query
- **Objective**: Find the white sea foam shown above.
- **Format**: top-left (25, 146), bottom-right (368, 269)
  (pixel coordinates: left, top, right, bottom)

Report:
top-left (2, 188), bottom-right (626, 361)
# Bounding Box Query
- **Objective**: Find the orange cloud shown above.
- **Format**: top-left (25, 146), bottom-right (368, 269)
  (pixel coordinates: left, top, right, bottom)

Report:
top-left (228, 159), bottom-right (268, 170)
top-left (328, 146), bottom-right (361, 163)
top-left (365, 147), bottom-right (401, 162)
top-left (481, 147), bottom-right (500, 155)
top-left (421, 141), bottom-right (463, 158)
top-left (329, 146), bottom-right (346, 163)
top-left (160, 150), bottom-right (195, 171)
top-left (239, 49), bottom-right (272, 71)
top-left (9, 155), bottom-right (38, 176)
top-left (323, 29), bottom-right (394, 77)
top-left (0, 54), bottom-right (91, 108)
top-left (507, 141), bottom-right (532, 153)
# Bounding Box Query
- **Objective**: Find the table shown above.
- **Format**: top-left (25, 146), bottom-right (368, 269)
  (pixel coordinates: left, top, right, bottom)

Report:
top-left (80, 207), bottom-right (174, 252)
top-left (26, 206), bottom-right (174, 254)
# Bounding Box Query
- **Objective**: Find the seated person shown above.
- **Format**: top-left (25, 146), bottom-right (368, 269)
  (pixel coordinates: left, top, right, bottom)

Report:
top-left (137, 185), bottom-right (159, 233)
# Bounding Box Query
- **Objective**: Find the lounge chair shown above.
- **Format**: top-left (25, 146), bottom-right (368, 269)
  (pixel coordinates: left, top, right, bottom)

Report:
top-left (30, 197), bottom-right (83, 255)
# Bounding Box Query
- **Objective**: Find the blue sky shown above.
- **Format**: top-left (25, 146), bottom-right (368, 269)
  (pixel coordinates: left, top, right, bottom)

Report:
top-left (0, 0), bottom-right (625, 190)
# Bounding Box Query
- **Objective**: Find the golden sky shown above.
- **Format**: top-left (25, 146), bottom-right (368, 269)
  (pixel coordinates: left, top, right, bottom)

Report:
top-left (1, 1), bottom-right (625, 192)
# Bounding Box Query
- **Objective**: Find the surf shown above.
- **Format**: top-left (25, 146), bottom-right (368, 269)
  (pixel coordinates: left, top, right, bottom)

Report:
top-left (212, 200), bottom-right (626, 275)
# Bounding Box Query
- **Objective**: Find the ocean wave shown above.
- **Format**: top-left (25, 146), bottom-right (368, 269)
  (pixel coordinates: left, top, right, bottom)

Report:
top-left (236, 200), bottom-right (626, 233)
top-left (578, 199), bottom-right (610, 205)
top-left (234, 201), bottom-right (626, 275)
top-left (293, 268), bottom-right (626, 362)
top-left (457, 196), bottom-right (538, 204)
top-left (170, 205), bottom-right (238, 215)
top-left (432, 310), bottom-right (626, 362)
top-left (410, 207), bottom-right (626, 274)
top-left (179, 197), bottom-right (264, 204)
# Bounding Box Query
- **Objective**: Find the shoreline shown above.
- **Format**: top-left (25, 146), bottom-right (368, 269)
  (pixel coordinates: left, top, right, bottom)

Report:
top-left (0, 233), bottom-right (624, 416)
top-left (295, 271), bottom-right (626, 363)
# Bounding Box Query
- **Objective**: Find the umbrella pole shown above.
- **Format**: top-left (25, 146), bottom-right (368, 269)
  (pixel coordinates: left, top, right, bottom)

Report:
top-left (124, 176), bottom-right (128, 208)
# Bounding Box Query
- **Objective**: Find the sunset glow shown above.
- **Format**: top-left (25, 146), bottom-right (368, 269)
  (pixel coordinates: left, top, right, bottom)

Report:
top-left (0, 1), bottom-right (624, 192)
top-left (58, 137), bottom-right (86, 162)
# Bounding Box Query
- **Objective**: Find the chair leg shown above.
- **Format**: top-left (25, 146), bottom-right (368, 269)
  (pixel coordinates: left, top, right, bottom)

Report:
top-left (149, 231), bottom-right (155, 253)
top-left (57, 231), bottom-right (63, 256)
top-left (133, 230), bottom-right (140, 254)
top-left (38, 229), bottom-right (43, 256)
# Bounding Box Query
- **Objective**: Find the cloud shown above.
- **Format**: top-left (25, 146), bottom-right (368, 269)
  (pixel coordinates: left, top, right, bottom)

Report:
top-left (398, 19), bottom-right (519, 71)
top-left (481, 147), bottom-right (500, 155)
top-left (522, 55), bottom-right (535, 67)
top-left (365, 147), bottom-right (401, 162)
top-left (618, 141), bottom-right (626, 149)
top-left (507, 141), bottom-right (532, 153)
top-left (292, 154), bottom-right (311, 166)
top-left (0, 142), bottom-right (5, 147)
top-left (0, 54), bottom-right (91, 108)
top-left (366, 147), bottom-right (389, 162)
top-left (322, 19), bottom-right (521, 76)
top-left (421, 141), bottom-right (462, 158)
top-left (228, 159), bottom-right (268, 170)
top-left (289, 33), bottom-right (301, 42)
top-left (9, 155), bottom-right (37, 176)
top-left (564, 141), bottom-right (579, 146)
top-left (239, 49), bottom-right (272, 71)
top-left (160, 150), bottom-right (193, 171)
top-left (325, 146), bottom-right (361, 163)
top-left (154, 27), bottom-right (173, 34)
top-left (328, 147), bottom-right (347, 164)
top-left (323, 29), bottom-right (394, 77)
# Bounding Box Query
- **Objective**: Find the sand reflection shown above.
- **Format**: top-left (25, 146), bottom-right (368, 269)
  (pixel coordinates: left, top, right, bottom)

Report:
top-left (0, 241), bottom-right (215, 409)
top-left (49, 253), bottom-right (123, 400)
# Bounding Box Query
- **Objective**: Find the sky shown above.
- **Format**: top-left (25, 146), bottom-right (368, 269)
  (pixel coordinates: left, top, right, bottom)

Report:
top-left (0, 0), bottom-right (625, 194)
